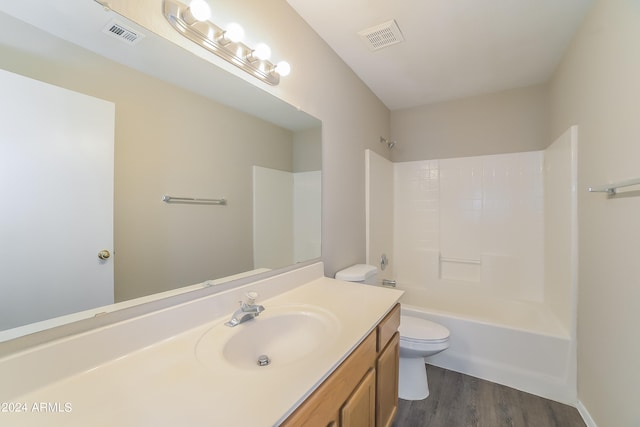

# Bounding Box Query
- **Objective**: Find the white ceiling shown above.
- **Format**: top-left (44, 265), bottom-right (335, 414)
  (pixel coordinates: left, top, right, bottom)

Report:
top-left (286, 0), bottom-right (594, 110)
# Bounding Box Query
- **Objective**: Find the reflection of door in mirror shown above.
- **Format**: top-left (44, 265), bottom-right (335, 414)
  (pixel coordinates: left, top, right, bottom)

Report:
top-left (0, 69), bottom-right (115, 331)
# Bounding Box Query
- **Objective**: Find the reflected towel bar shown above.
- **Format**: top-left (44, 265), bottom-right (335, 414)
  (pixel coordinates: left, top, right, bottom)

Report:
top-left (162, 195), bottom-right (227, 205)
top-left (588, 177), bottom-right (640, 195)
top-left (439, 255), bottom-right (482, 265)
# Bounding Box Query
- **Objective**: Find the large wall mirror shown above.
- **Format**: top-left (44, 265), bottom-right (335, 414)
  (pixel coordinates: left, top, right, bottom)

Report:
top-left (0, 1), bottom-right (321, 342)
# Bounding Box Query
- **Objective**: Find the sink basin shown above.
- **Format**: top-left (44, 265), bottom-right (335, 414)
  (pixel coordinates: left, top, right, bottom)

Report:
top-left (196, 304), bottom-right (341, 371)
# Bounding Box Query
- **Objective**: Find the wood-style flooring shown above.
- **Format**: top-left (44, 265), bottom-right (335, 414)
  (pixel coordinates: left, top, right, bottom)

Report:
top-left (393, 365), bottom-right (586, 427)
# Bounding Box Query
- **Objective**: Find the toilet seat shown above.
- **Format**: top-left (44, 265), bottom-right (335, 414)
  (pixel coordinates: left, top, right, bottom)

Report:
top-left (399, 315), bottom-right (450, 344)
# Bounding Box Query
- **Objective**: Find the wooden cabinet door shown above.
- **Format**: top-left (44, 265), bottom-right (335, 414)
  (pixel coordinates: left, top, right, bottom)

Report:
top-left (341, 368), bottom-right (376, 427)
top-left (376, 333), bottom-right (399, 427)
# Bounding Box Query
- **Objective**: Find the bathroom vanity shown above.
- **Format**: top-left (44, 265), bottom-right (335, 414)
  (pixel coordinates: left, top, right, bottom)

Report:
top-left (283, 303), bottom-right (400, 427)
top-left (0, 263), bottom-right (402, 426)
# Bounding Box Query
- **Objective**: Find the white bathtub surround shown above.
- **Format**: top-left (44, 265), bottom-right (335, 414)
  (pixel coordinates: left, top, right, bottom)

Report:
top-left (0, 262), bottom-right (402, 426)
top-left (365, 149), bottom-right (395, 277)
top-left (365, 127), bottom-right (578, 404)
top-left (543, 126), bottom-right (578, 338)
top-left (386, 128), bottom-right (577, 333)
top-left (252, 166), bottom-right (322, 268)
top-left (392, 150), bottom-right (546, 303)
top-left (293, 170), bottom-right (322, 262)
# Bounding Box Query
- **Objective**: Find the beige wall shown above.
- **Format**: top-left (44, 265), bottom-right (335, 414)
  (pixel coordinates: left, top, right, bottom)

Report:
top-left (550, 0), bottom-right (640, 425)
top-left (106, 0), bottom-right (391, 277)
top-left (293, 127), bottom-right (322, 172)
top-left (113, 72), bottom-right (294, 301)
top-left (390, 84), bottom-right (549, 162)
top-left (0, 25), bottom-right (297, 301)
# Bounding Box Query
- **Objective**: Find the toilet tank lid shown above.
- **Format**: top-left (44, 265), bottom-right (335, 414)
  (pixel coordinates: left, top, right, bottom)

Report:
top-left (335, 264), bottom-right (377, 281)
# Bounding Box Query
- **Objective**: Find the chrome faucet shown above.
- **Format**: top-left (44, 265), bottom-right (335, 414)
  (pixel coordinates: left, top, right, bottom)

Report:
top-left (225, 292), bottom-right (265, 327)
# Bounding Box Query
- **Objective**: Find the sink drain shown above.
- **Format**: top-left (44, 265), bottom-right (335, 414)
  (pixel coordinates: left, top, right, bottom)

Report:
top-left (257, 354), bottom-right (271, 366)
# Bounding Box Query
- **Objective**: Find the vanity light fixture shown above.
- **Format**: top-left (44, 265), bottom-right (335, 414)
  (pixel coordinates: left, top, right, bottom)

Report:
top-left (182, 0), bottom-right (210, 24)
top-left (251, 43), bottom-right (272, 61)
top-left (275, 61), bottom-right (291, 77)
top-left (163, 0), bottom-right (290, 85)
top-left (223, 22), bottom-right (244, 44)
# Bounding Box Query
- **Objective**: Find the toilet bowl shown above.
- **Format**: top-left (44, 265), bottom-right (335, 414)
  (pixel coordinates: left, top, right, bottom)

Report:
top-left (335, 264), bottom-right (450, 401)
top-left (398, 314), bottom-right (450, 400)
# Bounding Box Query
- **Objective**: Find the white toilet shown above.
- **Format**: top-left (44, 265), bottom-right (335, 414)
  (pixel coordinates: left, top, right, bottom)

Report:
top-left (335, 264), bottom-right (450, 400)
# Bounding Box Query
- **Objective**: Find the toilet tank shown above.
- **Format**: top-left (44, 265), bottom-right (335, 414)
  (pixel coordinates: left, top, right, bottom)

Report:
top-left (335, 264), bottom-right (378, 285)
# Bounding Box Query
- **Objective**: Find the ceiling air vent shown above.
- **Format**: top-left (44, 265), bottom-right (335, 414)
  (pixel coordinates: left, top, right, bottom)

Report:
top-left (358, 19), bottom-right (404, 51)
top-left (102, 20), bottom-right (145, 45)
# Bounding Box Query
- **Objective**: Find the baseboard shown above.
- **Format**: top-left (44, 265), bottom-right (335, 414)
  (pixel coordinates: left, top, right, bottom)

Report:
top-left (576, 401), bottom-right (597, 427)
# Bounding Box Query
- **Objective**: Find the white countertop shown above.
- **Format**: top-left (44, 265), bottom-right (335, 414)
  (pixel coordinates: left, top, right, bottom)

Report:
top-left (0, 263), bottom-right (402, 426)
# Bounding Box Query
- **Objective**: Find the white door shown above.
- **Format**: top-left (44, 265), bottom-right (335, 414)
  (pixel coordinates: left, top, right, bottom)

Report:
top-left (0, 68), bottom-right (115, 331)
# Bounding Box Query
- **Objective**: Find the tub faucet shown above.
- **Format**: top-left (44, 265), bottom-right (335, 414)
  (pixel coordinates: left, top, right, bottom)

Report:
top-left (225, 292), bottom-right (265, 327)
top-left (382, 279), bottom-right (397, 288)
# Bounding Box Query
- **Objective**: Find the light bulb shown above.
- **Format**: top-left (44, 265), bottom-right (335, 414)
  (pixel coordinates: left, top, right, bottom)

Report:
top-left (253, 43), bottom-right (271, 61)
top-left (225, 22), bottom-right (245, 43)
top-left (188, 0), bottom-right (211, 22)
top-left (275, 61), bottom-right (291, 77)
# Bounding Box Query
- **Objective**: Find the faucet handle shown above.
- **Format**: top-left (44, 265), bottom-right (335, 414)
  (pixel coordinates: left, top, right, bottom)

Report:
top-left (245, 291), bottom-right (258, 305)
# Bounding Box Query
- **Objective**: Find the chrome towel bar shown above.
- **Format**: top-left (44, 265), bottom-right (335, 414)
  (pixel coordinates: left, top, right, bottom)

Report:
top-left (162, 195), bottom-right (227, 205)
top-left (439, 255), bottom-right (482, 265)
top-left (588, 177), bottom-right (640, 195)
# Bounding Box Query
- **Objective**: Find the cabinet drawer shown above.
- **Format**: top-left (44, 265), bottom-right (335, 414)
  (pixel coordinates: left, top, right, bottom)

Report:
top-left (377, 303), bottom-right (400, 352)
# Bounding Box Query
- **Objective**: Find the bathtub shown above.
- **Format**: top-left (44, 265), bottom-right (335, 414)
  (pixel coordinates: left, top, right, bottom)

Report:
top-left (397, 284), bottom-right (576, 404)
